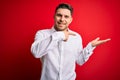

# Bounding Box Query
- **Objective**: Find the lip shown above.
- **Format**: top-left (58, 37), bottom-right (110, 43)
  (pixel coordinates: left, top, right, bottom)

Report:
top-left (59, 24), bottom-right (64, 27)
top-left (58, 21), bottom-right (66, 24)
top-left (58, 23), bottom-right (66, 26)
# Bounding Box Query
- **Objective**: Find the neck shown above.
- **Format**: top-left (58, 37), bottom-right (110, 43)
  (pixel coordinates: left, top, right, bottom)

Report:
top-left (54, 25), bottom-right (68, 31)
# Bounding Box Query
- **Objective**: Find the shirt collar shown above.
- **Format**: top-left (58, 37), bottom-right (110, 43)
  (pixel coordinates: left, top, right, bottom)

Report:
top-left (51, 26), bottom-right (56, 32)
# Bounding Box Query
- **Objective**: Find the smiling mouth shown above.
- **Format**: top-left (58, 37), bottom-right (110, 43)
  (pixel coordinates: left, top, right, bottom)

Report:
top-left (58, 24), bottom-right (65, 27)
top-left (58, 22), bottom-right (66, 25)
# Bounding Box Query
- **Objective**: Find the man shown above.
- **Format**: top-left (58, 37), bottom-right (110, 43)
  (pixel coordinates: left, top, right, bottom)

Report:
top-left (31, 3), bottom-right (110, 80)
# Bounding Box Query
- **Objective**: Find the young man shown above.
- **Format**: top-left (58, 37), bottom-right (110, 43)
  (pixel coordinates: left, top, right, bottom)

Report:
top-left (31, 3), bottom-right (110, 80)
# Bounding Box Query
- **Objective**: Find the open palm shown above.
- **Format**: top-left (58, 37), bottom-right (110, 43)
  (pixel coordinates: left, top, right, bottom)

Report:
top-left (91, 37), bottom-right (111, 47)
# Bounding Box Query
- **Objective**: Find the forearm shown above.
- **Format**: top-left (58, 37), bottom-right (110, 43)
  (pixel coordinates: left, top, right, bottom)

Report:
top-left (76, 42), bottom-right (96, 65)
top-left (31, 36), bottom-right (52, 58)
top-left (31, 31), bottom-right (65, 58)
top-left (82, 42), bottom-right (96, 61)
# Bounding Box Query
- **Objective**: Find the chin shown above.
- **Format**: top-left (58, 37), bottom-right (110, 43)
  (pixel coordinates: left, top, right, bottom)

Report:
top-left (54, 25), bottom-right (67, 31)
top-left (57, 28), bottom-right (64, 31)
top-left (58, 27), bottom-right (67, 31)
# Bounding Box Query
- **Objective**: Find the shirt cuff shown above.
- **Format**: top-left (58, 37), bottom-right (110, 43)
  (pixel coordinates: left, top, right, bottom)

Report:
top-left (86, 42), bottom-right (96, 55)
top-left (83, 42), bottom-right (96, 62)
top-left (87, 42), bottom-right (96, 51)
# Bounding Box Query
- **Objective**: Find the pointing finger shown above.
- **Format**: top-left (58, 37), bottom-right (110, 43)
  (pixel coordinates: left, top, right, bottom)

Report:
top-left (69, 32), bottom-right (76, 36)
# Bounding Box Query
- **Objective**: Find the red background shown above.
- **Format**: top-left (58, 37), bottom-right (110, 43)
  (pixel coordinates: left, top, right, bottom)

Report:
top-left (0, 0), bottom-right (120, 80)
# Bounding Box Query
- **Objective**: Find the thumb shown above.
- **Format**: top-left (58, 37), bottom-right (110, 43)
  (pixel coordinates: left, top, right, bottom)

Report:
top-left (95, 37), bottom-right (100, 41)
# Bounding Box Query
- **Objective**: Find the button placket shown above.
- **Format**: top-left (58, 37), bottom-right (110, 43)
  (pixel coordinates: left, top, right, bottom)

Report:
top-left (58, 41), bottom-right (64, 80)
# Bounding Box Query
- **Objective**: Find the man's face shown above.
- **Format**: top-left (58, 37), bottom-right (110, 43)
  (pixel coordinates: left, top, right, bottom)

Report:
top-left (54, 8), bottom-right (72, 31)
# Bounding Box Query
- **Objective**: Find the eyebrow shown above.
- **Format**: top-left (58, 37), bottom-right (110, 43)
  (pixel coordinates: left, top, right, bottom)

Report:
top-left (56, 13), bottom-right (70, 17)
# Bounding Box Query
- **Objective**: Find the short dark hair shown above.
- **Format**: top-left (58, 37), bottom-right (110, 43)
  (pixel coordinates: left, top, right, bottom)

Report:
top-left (55, 3), bottom-right (73, 15)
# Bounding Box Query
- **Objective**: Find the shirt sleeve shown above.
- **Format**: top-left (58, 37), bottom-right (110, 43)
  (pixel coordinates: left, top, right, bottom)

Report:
top-left (76, 35), bottom-right (96, 65)
top-left (31, 30), bottom-right (65, 58)
top-left (82, 42), bottom-right (96, 61)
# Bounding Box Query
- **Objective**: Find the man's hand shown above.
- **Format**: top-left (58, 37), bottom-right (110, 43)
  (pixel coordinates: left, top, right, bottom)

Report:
top-left (91, 37), bottom-right (111, 47)
top-left (63, 29), bottom-right (76, 41)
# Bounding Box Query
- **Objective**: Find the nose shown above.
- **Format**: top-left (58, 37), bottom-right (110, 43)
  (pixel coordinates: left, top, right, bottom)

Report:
top-left (60, 16), bottom-right (65, 22)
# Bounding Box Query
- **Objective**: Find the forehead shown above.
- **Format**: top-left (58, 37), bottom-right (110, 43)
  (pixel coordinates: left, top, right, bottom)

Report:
top-left (56, 8), bottom-right (71, 16)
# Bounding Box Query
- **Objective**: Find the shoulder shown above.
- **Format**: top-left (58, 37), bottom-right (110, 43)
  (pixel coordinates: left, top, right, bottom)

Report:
top-left (35, 29), bottom-right (52, 35)
top-left (34, 29), bottom-right (52, 38)
top-left (36, 29), bottom-right (51, 33)
top-left (69, 29), bottom-right (83, 44)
